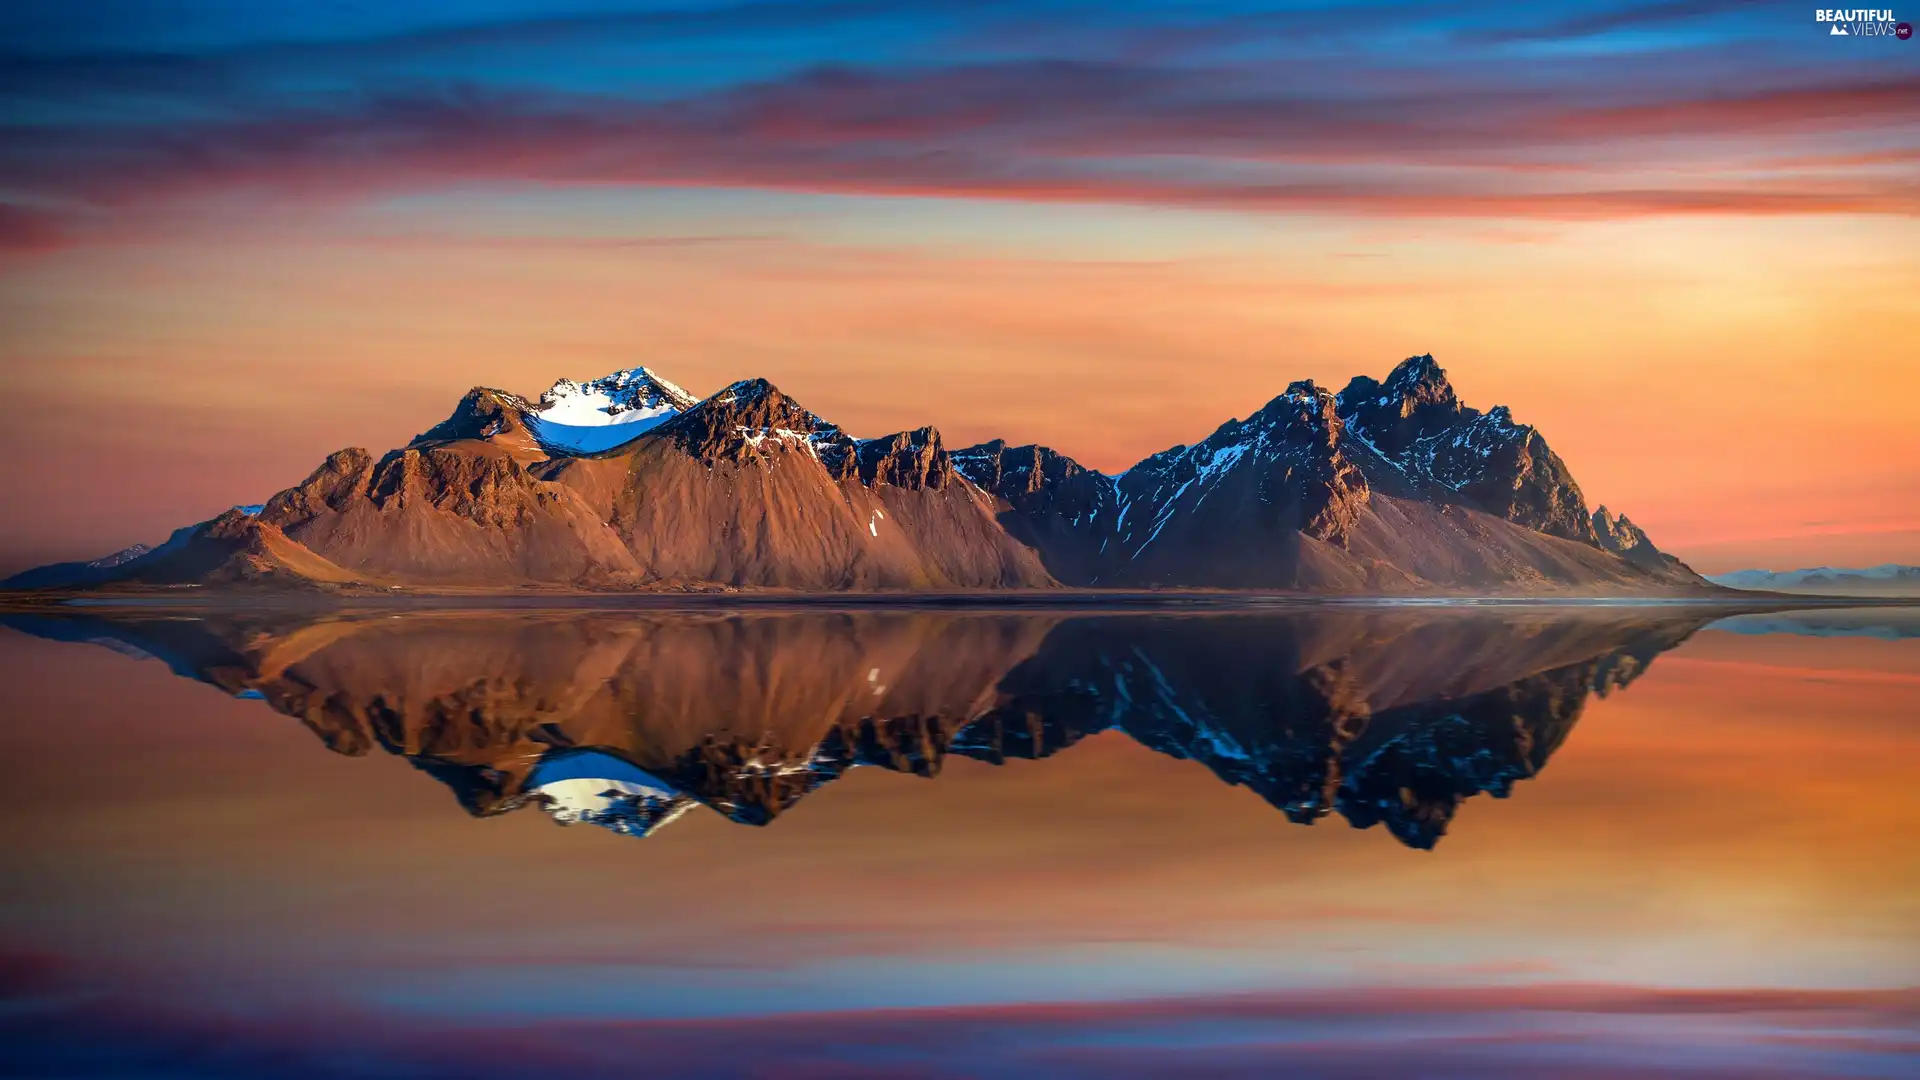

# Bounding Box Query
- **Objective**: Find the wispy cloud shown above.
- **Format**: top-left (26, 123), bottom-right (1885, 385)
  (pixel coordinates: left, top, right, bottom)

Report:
top-left (4, 61), bottom-right (1915, 246)
top-left (1, 0), bottom-right (1914, 249)
top-left (0, 0), bottom-right (939, 97)
top-left (1465, 0), bottom-right (1766, 43)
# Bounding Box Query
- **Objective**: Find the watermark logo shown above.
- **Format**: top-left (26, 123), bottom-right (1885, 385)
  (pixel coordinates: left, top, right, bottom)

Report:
top-left (1815, 8), bottom-right (1909, 35)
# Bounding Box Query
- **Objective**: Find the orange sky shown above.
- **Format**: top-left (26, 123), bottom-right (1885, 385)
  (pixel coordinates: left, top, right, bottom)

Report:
top-left (1, 206), bottom-right (1916, 575)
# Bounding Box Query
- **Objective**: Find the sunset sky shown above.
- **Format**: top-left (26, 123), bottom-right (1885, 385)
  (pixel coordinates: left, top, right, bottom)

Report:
top-left (1, 0), bottom-right (1916, 574)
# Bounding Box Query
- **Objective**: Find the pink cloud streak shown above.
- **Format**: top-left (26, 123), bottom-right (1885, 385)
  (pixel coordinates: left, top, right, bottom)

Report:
top-left (3, 66), bottom-right (1917, 251)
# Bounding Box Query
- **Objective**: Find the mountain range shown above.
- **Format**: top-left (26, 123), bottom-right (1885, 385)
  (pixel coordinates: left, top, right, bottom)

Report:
top-left (1709, 564), bottom-right (1920, 597)
top-left (1, 607), bottom-right (1709, 849)
top-left (6, 355), bottom-right (1709, 594)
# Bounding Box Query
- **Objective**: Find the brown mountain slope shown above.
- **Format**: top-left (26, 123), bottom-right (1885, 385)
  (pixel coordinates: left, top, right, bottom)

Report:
top-left (531, 380), bottom-right (1054, 589)
top-left (241, 378), bottom-right (1052, 590)
top-left (258, 442), bottom-right (645, 587)
top-left (110, 508), bottom-right (374, 590)
top-left (1158, 493), bottom-right (1709, 593)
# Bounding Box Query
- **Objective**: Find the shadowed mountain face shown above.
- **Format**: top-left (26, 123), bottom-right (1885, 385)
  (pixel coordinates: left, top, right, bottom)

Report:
top-left (952, 357), bottom-right (1708, 592)
top-left (3, 608), bottom-right (1708, 849)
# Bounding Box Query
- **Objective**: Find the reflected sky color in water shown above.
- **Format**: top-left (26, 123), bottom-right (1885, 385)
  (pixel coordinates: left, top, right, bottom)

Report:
top-left (0, 606), bottom-right (1915, 1077)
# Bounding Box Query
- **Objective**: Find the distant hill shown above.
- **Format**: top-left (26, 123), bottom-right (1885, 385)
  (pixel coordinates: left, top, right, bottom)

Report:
top-left (6, 355), bottom-right (1712, 596)
top-left (1709, 564), bottom-right (1920, 597)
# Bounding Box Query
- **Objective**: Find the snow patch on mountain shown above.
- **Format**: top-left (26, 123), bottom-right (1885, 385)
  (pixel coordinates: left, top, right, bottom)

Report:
top-left (737, 426), bottom-right (826, 456)
top-left (526, 367), bottom-right (699, 454)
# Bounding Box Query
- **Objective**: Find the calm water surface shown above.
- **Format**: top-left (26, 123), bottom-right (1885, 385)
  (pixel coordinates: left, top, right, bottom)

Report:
top-left (1, 606), bottom-right (1915, 1078)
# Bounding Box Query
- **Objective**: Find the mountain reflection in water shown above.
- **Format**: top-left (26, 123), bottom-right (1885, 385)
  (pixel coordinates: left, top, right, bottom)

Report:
top-left (8, 607), bottom-right (1709, 849)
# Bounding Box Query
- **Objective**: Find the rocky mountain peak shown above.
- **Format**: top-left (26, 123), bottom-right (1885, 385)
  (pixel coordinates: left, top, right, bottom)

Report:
top-left (537, 367), bottom-right (697, 417)
top-left (410, 387), bottom-right (538, 448)
top-left (1594, 506), bottom-right (1654, 556)
top-left (1332, 356), bottom-right (1598, 545)
top-left (953, 441), bottom-right (1107, 495)
top-left (1590, 504), bottom-right (1696, 577)
top-left (1336, 355), bottom-right (1466, 456)
top-left (1383, 353), bottom-right (1456, 404)
top-left (951, 439), bottom-right (1018, 489)
top-left (852, 426), bottom-right (954, 490)
top-left (410, 369), bottom-right (704, 458)
top-left (522, 367), bottom-right (698, 455)
top-left (1112, 377), bottom-right (1372, 567)
top-left (715, 378), bottom-right (776, 404)
top-left (261, 447), bottom-right (375, 524)
top-left (662, 379), bottom-right (842, 463)
top-left (1259, 380), bottom-right (1344, 448)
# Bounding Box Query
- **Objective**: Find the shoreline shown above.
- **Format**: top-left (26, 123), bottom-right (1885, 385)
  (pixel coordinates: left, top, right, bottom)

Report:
top-left (2, 587), bottom-right (1914, 617)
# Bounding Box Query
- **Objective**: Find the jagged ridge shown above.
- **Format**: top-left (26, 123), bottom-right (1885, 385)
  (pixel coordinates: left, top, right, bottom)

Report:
top-left (955, 354), bottom-right (1705, 592)
top-left (8, 354), bottom-right (1707, 595)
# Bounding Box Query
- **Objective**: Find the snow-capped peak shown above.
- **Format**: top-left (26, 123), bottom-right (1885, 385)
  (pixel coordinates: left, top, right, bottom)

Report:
top-left (525, 367), bottom-right (700, 455)
top-left (1709, 563), bottom-right (1920, 589)
top-left (537, 367), bottom-right (698, 417)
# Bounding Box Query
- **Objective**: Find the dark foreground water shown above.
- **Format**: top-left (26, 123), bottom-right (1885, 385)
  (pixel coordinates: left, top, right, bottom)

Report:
top-left (0, 604), bottom-right (1915, 1079)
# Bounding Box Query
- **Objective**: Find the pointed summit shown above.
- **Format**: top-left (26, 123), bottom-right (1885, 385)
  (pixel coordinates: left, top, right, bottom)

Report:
top-left (1331, 354), bottom-right (1597, 544)
top-left (1592, 505), bottom-right (1691, 575)
top-left (1111, 374), bottom-right (1372, 575)
top-left (404, 368), bottom-right (701, 458)
top-left (412, 387), bottom-right (540, 451)
top-left (1337, 354), bottom-right (1465, 457)
top-left (661, 378), bottom-right (842, 462)
top-left (1382, 354), bottom-right (1455, 400)
top-left (539, 367), bottom-right (697, 415)
top-left (1261, 379), bottom-right (1345, 447)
